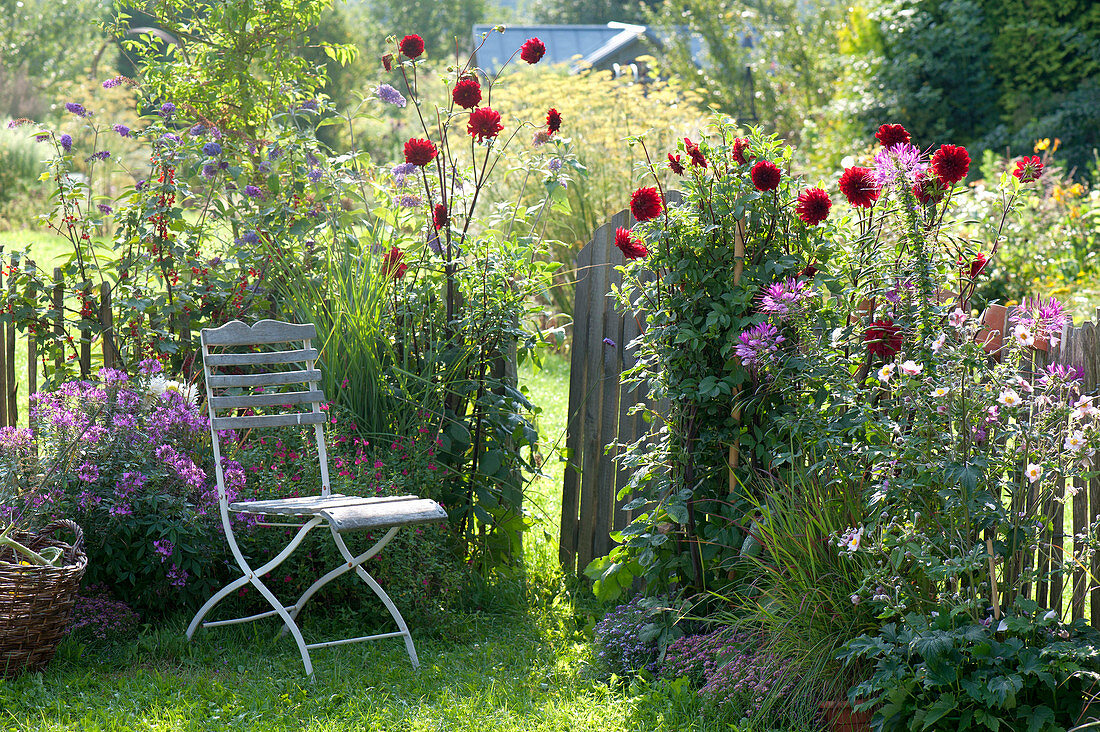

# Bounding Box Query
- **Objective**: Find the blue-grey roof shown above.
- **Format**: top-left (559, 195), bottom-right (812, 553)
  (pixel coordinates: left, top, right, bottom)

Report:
top-left (472, 24), bottom-right (630, 74)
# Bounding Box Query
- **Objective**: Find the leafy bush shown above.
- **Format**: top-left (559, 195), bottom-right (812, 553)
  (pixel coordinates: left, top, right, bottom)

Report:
top-left (840, 602), bottom-right (1100, 731)
top-left (66, 585), bottom-right (142, 650)
top-left (592, 596), bottom-right (669, 676)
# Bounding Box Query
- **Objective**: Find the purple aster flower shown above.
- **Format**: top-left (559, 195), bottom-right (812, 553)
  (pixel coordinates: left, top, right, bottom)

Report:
top-left (160, 133), bottom-right (180, 144)
top-left (392, 162), bottom-right (417, 178)
top-left (135, 179), bottom-right (146, 191)
top-left (301, 99), bottom-right (318, 111)
top-left (59, 134), bottom-right (73, 152)
top-left (377, 84), bottom-right (407, 107)
top-left (202, 141), bottom-right (222, 156)
top-left (307, 169), bottom-right (322, 182)
top-left (188, 123), bottom-right (206, 136)
top-left (217, 160), bottom-right (229, 170)
top-left (87, 150), bottom-right (111, 161)
top-left (267, 146), bottom-right (283, 161)
top-left (97, 204), bottom-right (113, 214)
top-left (159, 102), bottom-right (175, 117)
top-left (101, 76), bottom-right (127, 89)
top-left (113, 124), bottom-right (132, 138)
top-left (427, 230), bottom-right (443, 254)
top-left (549, 158), bottom-right (563, 172)
top-left (236, 230), bottom-right (260, 246)
top-left (759, 277), bottom-right (809, 320)
top-left (76, 461), bottom-right (99, 483)
top-left (399, 193), bottom-right (423, 207)
top-left (244, 185), bottom-right (262, 198)
top-left (734, 322), bottom-right (786, 370)
top-left (34, 132), bottom-right (49, 142)
top-left (257, 160), bottom-right (271, 173)
top-left (65, 102), bottom-right (90, 118)
top-left (305, 151), bottom-right (319, 167)
top-left (874, 142), bottom-right (928, 188)
top-left (201, 164), bottom-right (216, 178)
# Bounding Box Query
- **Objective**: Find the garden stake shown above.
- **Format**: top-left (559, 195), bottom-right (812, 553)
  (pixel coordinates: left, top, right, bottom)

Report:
top-left (987, 537), bottom-right (1001, 621)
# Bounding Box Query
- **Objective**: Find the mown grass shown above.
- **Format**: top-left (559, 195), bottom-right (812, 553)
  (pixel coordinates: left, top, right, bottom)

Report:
top-left (0, 351), bottom-right (747, 732)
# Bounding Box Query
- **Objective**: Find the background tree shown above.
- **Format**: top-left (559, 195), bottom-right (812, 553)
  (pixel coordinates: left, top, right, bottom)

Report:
top-left (360, 0), bottom-right (489, 56)
top-left (530, 0), bottom-right (662, 25)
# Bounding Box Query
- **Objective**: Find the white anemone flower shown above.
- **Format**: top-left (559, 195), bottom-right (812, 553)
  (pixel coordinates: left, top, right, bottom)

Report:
top-left (899, 360), bottom-right (923, 376)
top-left (1025, 463), bottom-right (1043, 483)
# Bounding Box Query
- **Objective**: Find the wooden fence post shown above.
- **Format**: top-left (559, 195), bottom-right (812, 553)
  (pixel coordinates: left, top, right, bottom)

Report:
top-left (52, 268), bottom-right (63, 378)
top-left (100, 281), bottom-right (116, 369)
top-left (6, 254), bottom-right (17, 426)
top-left (80, 283), bottom-right (91, 378)
top-left (26, 259), bottom-right (36, 435)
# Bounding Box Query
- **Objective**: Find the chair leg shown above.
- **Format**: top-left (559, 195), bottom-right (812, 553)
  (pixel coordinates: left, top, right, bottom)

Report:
top-left (187, 516), bottom-right (324, 678)
top-left (330, 528), bottom-right (420, 668)
top-left (277, 526), bottom-right (400, 638)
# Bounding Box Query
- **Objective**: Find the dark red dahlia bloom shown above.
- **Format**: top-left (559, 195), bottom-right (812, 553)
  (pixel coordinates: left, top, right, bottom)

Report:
top-left (911, 172), bottom-right (945, 205)
top-left (969, 252), bottom-right (988, 279)
top-left (467, 107), bottom-right (503, 142)
top-left (838, 166), bottom-right (880, 208)
top-left (864, 318), bottom-right (903, 358)
top-left (931, 144), bottom-right (970, 185)
top-left (433, 203), bottom-right (448, 230)
top-left (404, 137), bottom-right (437, 167)
top-left (800, 263), bottom-right (819, 278)
top-left (546, 108), bottom-right (562, 135)
top-left (684, 138), bottom-right (706, 168)
top-left (399, 34), bottom-right (424, 60)
top-left (520, 37), bottom-right (546, 64)
top-left (614, 227), bottom-right (648, 260)
top-left (382, 246), bottom-right (408, 279)
top-left (452, 78), bottom-right (482, 109)
top-left (668, 153), bottom-right (684, 175)
top-left (731, 137), bottom-right (750, 165)
top-left (630, 187), bottom-right (663, 222)
top-left (751, 160), bottom-right (781, 192)
top-left (1013, 155), bottom-right (1043, 182)
top-left (875, 124), bottom-right (911, 147)
top-left (382, 54), bottom-right (394, 71)
top-left (796, 187), bottom-right (831, 225)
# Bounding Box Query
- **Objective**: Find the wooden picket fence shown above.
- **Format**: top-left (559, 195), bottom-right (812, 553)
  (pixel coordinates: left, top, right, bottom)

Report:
top-left (0, 255), bottom-right (152, 429)
top-left (560, 211), bottom-right (1100, 625)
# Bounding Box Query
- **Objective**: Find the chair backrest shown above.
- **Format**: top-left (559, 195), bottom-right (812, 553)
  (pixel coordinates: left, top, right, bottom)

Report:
top-left (200, 319), bottom-right (332, 505)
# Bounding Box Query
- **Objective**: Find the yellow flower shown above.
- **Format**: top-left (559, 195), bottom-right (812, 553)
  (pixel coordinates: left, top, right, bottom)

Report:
top-left (1034, 138), bottom-right (1050, 153)
top-left (38, 171), bottom-right (51, 182)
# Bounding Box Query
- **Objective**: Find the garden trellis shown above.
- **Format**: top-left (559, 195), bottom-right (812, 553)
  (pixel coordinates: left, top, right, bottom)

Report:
top-left (563, 209), bottom-right (1100, 626)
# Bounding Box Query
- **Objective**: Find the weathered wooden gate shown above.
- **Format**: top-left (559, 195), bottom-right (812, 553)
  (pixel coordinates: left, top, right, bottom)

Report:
top-left (558, 206), bottom-right (658, 574)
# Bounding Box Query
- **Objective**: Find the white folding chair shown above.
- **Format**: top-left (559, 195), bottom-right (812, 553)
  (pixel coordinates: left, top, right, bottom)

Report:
top-left (186, 319), bottom-right (447, 677)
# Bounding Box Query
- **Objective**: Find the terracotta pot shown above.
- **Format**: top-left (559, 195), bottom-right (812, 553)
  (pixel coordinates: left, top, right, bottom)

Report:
top-left (820, 699), bottom-right (874, 732)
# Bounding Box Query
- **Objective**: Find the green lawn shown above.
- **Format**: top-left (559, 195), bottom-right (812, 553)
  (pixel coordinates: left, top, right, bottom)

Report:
top-left (0, 351), bottom-right (741, 732)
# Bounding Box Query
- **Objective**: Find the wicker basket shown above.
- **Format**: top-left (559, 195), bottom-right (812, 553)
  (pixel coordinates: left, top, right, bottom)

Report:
top-left (0, 520), bottom-right (86, 677)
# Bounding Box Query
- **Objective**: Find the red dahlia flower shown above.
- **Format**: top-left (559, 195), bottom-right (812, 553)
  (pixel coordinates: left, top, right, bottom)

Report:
top-left (630, 187), bottom-right (663, 222)
top-left (911, 172), bottom-right (945, 204)
top-left (838, 166), bottom-right (880, 208)
top-left (432, 203), bottom-right (448, 230)
top-left (930, 144), bottom-right (970, 185)
top-left (399, 34), bottom-right (424, 59)
top-left (751, 160), bottom-right (781, 192)
top-left (452, 78), bottom-right (482, 109)
top-left (614, 227), bottom-right (648, 260)
top-left (731, 137), bottom-right (750, 166)
top-left (969, 252), bottom-right (988, 279)
top-left (800, 263), bottom-right (819, 278)
top-left (684, 138), bottom-right (706, 168)
top-left (864, 318), bottom-right (903, 358)
top-left (1013, 155), bottom-right (1043, 182)
top-left (467, 107), bottom-right (503, 142)
top-left (796, 187), bottom-right (831, 225)
top-left (875, 124), bottom-right (911, 147)
top-left (382, 247), bottom-right (408, 279)
top-left (404, 137), bottom-right (437, 167)
top-left (668, 153), bottom-right (684, 175)
top-left (520, 37), bottom-right (546, 64)
top-left (546, 108), bottom-right (562, 135)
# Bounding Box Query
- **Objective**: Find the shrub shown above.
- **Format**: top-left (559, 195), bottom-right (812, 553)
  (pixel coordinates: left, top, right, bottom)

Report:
top-left (592, 596), bottom-right (666, 676)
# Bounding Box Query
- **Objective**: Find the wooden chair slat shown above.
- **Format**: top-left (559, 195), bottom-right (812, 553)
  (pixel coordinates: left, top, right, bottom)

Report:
top-left (205, 348), bottom-right (319, 367)
top-left (208, 369), bottom-right (321, 388)
top-left (211, 412), bottom-right (326, 430)
top-left (202, 319), bottom-right (316, 346)
top-left (210, 390), bottom-right (325, 410)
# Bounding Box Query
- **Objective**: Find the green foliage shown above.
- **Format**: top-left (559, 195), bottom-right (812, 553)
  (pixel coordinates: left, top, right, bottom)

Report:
top-left (113, 0), bottom-right (357, 136)
top-left (647, 0), bottom-right (844, 142)
top-left (530, 0), bottom-right (662, 24)
top-left (839, 603), bottom-right (1100, 731)
top-left (362, 0), bottom-right (489, 55)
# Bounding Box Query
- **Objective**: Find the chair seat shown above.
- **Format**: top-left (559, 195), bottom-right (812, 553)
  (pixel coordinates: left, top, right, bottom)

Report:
top-left (230, 494), bottom-right (448, 533)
